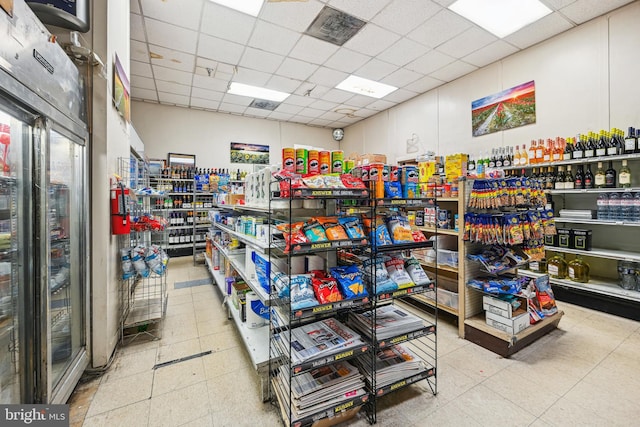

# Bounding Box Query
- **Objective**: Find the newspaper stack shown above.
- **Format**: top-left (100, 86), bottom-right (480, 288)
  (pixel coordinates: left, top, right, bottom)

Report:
top-left (348, 305), bottom-right (424, 341)
top-left (357, 344), bottom-right (427, 389)
top-left (273, 318), bottom-right (366, 365)
top-left (272, 361), bottom-right (366, 422)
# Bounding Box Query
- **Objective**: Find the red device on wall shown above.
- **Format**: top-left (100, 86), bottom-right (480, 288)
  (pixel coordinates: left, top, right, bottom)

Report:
top-left (111, 182), bottom-right (130, 235)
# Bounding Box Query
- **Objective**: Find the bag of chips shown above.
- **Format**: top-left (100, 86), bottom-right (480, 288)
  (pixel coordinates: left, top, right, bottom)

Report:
top-left (312, 277), bottom-right (343, 303)
top-left (363, 215), bottom-right (393, 247)
top-left (362, 257), bottom-right (398, 294)
top-left (338, 216), bottom-right (365, 239)
top-left (404, 256), bottom-right (431, 285)
top-left (385, 256), bottom-right (414, 289)
top-left (340, 174), bottom-right (366, 189)
top-left (315, 217), bottom-right (349, 241)
top-left (323, 175), bottom-right (345, 188)
top-left (386, 215), bottom-right (414, 243)
top-left (330, 265), bottom-right (368, 298)
top-left (302, 175), bottom-right (326, 188)
top-left (276, 222), bottom-right (309, 252)
top-left (303, 221), bottom-right (328, 242)
top-left (384, 181), bottom-right (402, 198)
top-left (288, 274), bottom-right (319, 309)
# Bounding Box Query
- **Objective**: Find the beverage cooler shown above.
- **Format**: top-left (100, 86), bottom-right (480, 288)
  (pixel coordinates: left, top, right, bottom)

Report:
top-left (0, 0), bottom-right (89, 404)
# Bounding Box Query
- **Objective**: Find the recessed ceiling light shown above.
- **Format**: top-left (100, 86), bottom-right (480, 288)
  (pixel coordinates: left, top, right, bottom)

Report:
top-left (209, 0), bottom-right (264, 17)
top-left (449, 0), bottom-right (552, 38)
top-left (335, 76), bottom-right (397, 99)
top-left (228, 82), bottom-right (290, 102)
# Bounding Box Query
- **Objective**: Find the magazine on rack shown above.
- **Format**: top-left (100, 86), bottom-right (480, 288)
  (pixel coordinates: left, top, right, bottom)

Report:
top-left (284, 361), bottom-right (364, 403)
top-left (274, 318), bottom-right (365, 364)
top-left (348, 305), bottom-right (424, 340)
top-left (358, 344), bottom-right (427, 388)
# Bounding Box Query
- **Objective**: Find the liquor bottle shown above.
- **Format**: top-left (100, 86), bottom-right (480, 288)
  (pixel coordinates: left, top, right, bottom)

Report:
top-left (615, 129), bottom-right (625, 155)
top-left (567, 256), bottom-right (590, 283)
top-left (605, 161), bottom-right (616, 188)
top-left (542, 139), bottom-right (551, 163)
top-left (552, 138), bottom-right (562, 162)
top-left (572, 136), bottom-right (584, 159)
top-left (596, 131), bottom-right (607, 157)
top-left (607, 130), bottom-right (618, 156)
top-left (545, 167), bottom-right (555, 190)
top-left (619, 160), bottom-right (631, 188)
top-left (625, 127), bottom-right (637, 154)
top-left (513, 145), bottom-right (521, 167)
top-left (488, 149), bottom-right (496, 169)
top-left (584, 133), bottom-right (595, 158)
top-left (529, 141), bottom-right (537, 164)
top-left (575, 165), bottom-right (584, 189)
top-left (555, 166), bottom-right (565, 190)
top-left (468, 157), bottom-right (476, 173)
top-left (564, 165), bottom-right (575, 189)
top-left (520, 143), bottom-right (529, 166)
top-left (536, 139), bottom-right (545, 164)
top-left (547, 255), bottom-right (568, 279)
top-left (584, 164), bottom-right (594, 189)
top-left (503, 148), bottom-right (511, 167)
top-left (594, 162), bottom-right (606, 188)
top-left (563, 138), bottom-right (572, 161)
top-left (496, 148), bottom-right (503, 168)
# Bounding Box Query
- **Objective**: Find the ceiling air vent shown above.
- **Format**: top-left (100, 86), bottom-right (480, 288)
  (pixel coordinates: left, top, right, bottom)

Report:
top-left (250, 99), bottom-right (280, 110)
top-left (305, 6), bottom-right (366, 46)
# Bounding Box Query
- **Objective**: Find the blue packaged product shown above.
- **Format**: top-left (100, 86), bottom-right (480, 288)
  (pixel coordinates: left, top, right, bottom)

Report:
top-left (304, 221), bottom-right (328, 242)
top-left (338, 216), bottom-right (365, 239)
top-left (362, 257), bottom-right (398, 294)
top-left (330, 265), bottom-right (368, 298)
top-left (252, 251), bottom-right (271, 294)
top-left (403, 182), bottom-right (418, 198)
top-left (384, 181), bottom-right (402, 198)
top-left (288, 274), bottom-right (319, 309)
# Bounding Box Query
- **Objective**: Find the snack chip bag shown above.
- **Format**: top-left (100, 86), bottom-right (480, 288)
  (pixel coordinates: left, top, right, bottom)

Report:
top-left (276, 222), bottom-right (309, 252)
top-left (289, 274), bottom-right (319, 309)
top-left (338, 216), bottom-right (365, 239)
top-left (312, 277), bottom-right (343, 303)
top-left (340, 174), bottom-right (367, 189)
top-left (404, 256), bottom-right (431, 285)
top-left (303, 221), bottom-right (329, 242)
top-left (362, 257), bottom-right (398, 294)
top-left (315, 217), bottom-right (349, 241)
top-left (323, 174), bottom-right (345, 188)
top-left (384, 181), bottom-right (402, 198)
top-left (385, 256), bottom-right (415, 289)
top-left (330, 265), bottom-right (368, 298)
top-left (386, 215), bottom-right (414, 243)
top-left (302, 175), bottom-right (326, 189)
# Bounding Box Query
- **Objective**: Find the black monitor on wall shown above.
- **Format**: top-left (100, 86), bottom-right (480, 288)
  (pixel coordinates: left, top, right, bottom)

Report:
top-left (27, 0), bottom-right (89, 32)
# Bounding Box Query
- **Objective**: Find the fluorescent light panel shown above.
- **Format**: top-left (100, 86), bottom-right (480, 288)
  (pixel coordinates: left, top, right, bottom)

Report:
top-left (208, 0), bottom-right (264, 17)
top-left (335, 76), bottom-right (397, 99)
top-left (449, 0), bottom-right (552, 38)
top-left (228, 82), bottom-right (290, 102)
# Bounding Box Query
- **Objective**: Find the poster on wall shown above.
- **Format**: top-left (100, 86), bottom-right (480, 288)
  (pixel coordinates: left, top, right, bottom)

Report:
top-left (472, 80), bottom-right (536, 137)
top-left (230, 142), bottom-right (269, 164)
top-left (113, 54), bottom-right (131, 123)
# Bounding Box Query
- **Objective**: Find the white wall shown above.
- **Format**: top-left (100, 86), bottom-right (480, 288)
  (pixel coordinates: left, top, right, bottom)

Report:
top-left (132, 102), bottom-right (339, 170)
top-left (342, 1), bottom-right (640, 163)
top-left (90, 0), bottom-right (131, 368)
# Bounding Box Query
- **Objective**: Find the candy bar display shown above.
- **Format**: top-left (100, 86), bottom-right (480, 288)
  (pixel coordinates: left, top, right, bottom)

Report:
top-left (467, 246), bottom-right (529, 275)
top-left (467, 177), bottom-right (546, 210)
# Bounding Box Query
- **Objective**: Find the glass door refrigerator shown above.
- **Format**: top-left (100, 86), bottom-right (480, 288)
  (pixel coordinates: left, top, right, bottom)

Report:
top-left (0, 0), bottom-right (89, 404)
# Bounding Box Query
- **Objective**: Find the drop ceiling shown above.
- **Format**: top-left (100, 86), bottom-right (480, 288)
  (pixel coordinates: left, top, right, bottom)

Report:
top-left (130, 0), bottom-right (633, 128)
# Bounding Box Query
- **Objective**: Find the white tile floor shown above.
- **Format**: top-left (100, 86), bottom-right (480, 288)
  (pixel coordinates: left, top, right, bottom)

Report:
top-left (70, 256), bottom-right (640, 427)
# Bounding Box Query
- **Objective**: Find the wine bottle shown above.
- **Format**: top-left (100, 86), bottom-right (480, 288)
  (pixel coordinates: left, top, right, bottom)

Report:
top-left (564, 165), bottom-right (575, 189)
top-left (607, 130), bottom-right (618, 156)
top-left (584, 164), bottom-right (594, 189)
top-left (536, 139), bottom-right (545, 164)
top-left (529, 141), bottom-right (537, 164)
top-left (488, 149), bottom-right (496, 168)
top-left (584, 133), bottom-right (595, 158)
top-left (555, 166), bottom-right (565, 190)
top-left (572, 136), bottom-right (584, 159)
top-left (545, 167), bottom-right (555, 190)
top-left (605, 161), bottom-right (616, 188)
top-left (503, 147), bottom-right (512, 167)
top-left (563, 138), bottom-right (572, 161)
top-left (625, 127), bottom-right (636, 154)
top-left (596, 131), bottom-right (607, 157)
top-left (575, 165), bottom-right (584, 189)
top-left (520, 143), bottom-right (529, 166)
top-left (513, 145), bottom-right (521, 167)
top-left (496, 148), bottom-right (503, 168)
top-left (619, 160), bottom-right (631, 188)
top-left (594, 162), bottom-right (605, 188)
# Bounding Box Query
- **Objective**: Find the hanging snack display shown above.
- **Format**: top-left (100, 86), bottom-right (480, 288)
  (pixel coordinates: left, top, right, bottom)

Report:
top-left (467, 177), bottom-right (546, 210)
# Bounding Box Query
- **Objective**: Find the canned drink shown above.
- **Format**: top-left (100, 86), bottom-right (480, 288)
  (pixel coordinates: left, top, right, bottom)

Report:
top-left (282, 148), bottom-right (295, 172)
top-left (296, 148), bottom-right (308, 174)
top-left (319, 151), bottom-right (331, 175)
top-left (390, 166), bottom-right (399, 182)
top-left (331, 150), bottom-right (344, 174)
top-left (308, 150), bottom-right (320, 175)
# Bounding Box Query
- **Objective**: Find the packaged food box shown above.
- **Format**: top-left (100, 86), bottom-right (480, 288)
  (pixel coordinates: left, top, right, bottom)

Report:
top-left (572, 229), bottom-right (592, 251)
top-left (445, 153), bottom-right (468, 182)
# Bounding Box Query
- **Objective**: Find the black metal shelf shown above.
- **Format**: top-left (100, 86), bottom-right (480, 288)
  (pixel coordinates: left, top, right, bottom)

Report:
top-left (290, 344), bottom-right (370, 376)
top-left (288, 295), bottom-right (371, 321)
top-left (375, 283), bottom-right (435, 302)
top-left (372, 241), bottom-right (434, 253)
top-left (375, 197), bottom-right (435, 207)
top-left (288, 188), bottom-right (370, 199)
top-left (376, 324), bottom-right (436, 350)
top-left (374, 367), bottom-right (436, 398)
top-left (274, 238), bottom-right (370, 255)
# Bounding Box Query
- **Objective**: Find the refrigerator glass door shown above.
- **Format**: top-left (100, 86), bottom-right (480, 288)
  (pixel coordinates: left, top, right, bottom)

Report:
top-left (47, 130), bottom-right (84, 388)
top-left (0, 108), bottom-right (28, 403)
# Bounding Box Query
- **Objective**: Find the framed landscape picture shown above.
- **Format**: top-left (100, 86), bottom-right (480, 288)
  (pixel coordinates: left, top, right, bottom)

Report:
top-left (472, 81), bottom-right (536, 137)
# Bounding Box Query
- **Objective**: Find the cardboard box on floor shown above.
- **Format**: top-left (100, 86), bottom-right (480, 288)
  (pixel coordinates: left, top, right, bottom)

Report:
top-left (483, 294), bottom-right (528, 319)
top-left (486, 310), bottom-right (529, 335)
top-left (311, 406), bottom-right (361, 427)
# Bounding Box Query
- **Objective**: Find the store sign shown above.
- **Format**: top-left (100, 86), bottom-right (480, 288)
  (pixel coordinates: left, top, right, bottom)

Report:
top-left (230, 142), bottom-right (269, 164)
top-left (472, 80), bottom-right (536, 137)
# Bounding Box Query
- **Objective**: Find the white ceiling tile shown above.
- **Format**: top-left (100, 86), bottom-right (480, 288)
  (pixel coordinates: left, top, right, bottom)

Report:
top-left (344, 24), bottom-right (401, 57)
top-left (245, 108), bottom-right (273, 118)
top-left (285, 95), bottom-right (316, 107)
top-left (289, 36), bottom-right (340, 65)
top-left (308, 67), bottom-right (349, 88)
top-left (260, 0), bottom-right (325, 32)
top-left (141, 0), bottom-right (203, 30)
top-left (435, 27), bottom-right (497, 59)
top-left (432, 0), bottom-right (456, 6)
top-left (327, 0), bottom-right (393, 20)
top-left (463, 40), bottom-right (520, 68)
top-left (289, 115), bottom-right (314, 124)
top-left (130, 0), bottom-right (141, 14)
top-left (239, 48), bottom-right (285, 74)
top-left (131, 13), bottom-right (146, 42)
top-left (269, 112), bottom-right (295, 121)
top-left (321, 89), bottom-right (355, 103)
top-left (323, 48), bottom-right (371, 74)
top-left (148, 44), bottom-right (195, 72)
top-left (198, 34), bottom-right (244, 64)
top-left (560, 0), bottom-right (634, 24)
top-left (190, 97), bottom-right (220, 110)
top-left (191, 87), bottom-right (224, 101)
top-left (195, 57), bottom-right (219, 71)
top-left (274, 103), bottom-right (304, 115)
top-left (276, 58), bottom-right (319, 81)
top-left (344, 95), bottom-right (375, 108)
top-left (296, 83), bottom-right (331, 99)
top-left (200, 2), bottom-right (256, 44)
top-left (408, 9), bottom-right (471, 48)
top-left (404, 75), bottom-right (445, 92)
top-left (504, 12), bottom-right (574, 49)
top-left (155, 80), bottom-right (191, 96)
top-left (222, 93), bottom-right (254, 107)
top-left (233, 67), bottom-right (272, 87)
top-left (541, 0), bottom-right (577, 8)
top-left (377, 38), bottom-right (431, 67)
top-left (428, 60), bottom-right (477, 82)
top-left (309, 118), bottom-right (333, 127)
top-left (367, 99), bottom-right (396, 111)
top-left (320, 111), bottom-right (346, 121)
top-left (372, 0), bottom-right (442, 35)
top-left (331, 120), bottom-right (353, 127)
top-left (131, 75), bottom-right (156, 90)
top-left (145, 18), bottom-right (198, 54)
top-left (219, 103), bottom-right (247, 114)
top-left (216, 63), bottom-right (236, 74)
top-left (192, 74), bottom-right (230, 91)
top-left (383, 88), bottom-right (418, 103)
top-left (131, 87), bottom-right (157, 101)
top-left (266, 76), bottom-right (303, 93)
top-left (379, 68), bottom-right (423, 87)
top-left (131, 40), bottom-right (149, 63)
top-left (248, 20), bottom-right (300, 55)
top-left (158, 92), bottom-right (190, 106)
top-left (354, 58), bottom-right (397, 81)
top-left (131, 60), bottom-right (153, 77)
top-left (309, 100), bottom-right (339, 111)
top-left (357, 108), bottom-right (378, 118)
top-left (152, 65), bottom-right (193, 85)
top-left (338, 114), bottom-right (364, 123)
top-left (406, 50), bottom-right (455, 74)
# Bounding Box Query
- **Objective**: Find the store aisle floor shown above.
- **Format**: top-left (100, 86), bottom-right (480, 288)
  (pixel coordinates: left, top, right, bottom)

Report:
top-left (70, 257), bottom-right (640, 427)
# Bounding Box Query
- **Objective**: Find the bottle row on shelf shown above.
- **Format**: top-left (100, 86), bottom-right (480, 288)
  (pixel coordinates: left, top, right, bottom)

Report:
top-left (154, 195), bottom-right (215, 210)
top-left (168, 228), bottom-right (207, 245)
top-left (159, 166), bottom-right (246, 182)
top-left (168, 211), bottom-right (210, 226)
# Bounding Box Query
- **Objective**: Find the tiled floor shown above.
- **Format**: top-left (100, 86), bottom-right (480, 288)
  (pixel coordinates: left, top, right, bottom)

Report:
top-left (70, 256), bottom-right (640, 426)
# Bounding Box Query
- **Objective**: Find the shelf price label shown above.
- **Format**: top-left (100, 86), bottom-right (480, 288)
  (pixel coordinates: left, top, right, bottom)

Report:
top-left (389, 335), bottom-right (408, 344)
